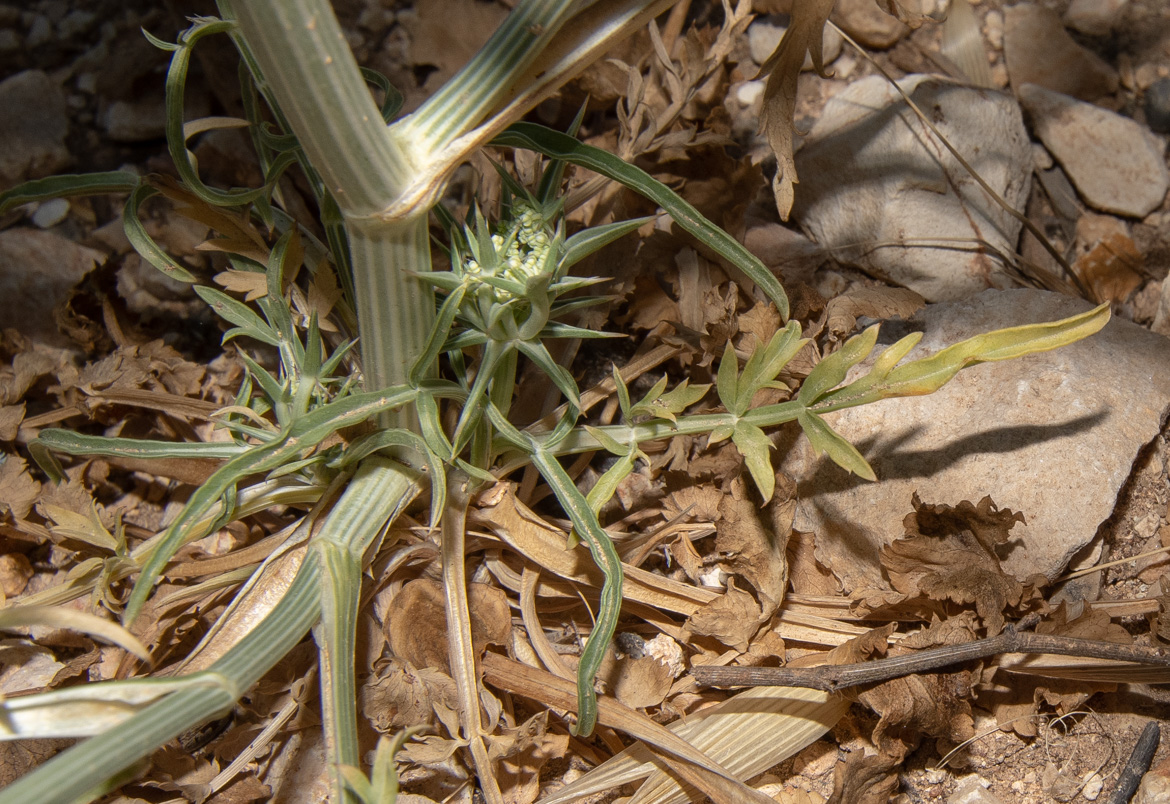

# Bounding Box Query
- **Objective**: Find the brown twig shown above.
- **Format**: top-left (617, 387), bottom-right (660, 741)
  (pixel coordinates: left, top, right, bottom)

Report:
top-left (1105, 721), bottom-right (1161, 804)
top-left (691, 616), bottom-right (1170, 692)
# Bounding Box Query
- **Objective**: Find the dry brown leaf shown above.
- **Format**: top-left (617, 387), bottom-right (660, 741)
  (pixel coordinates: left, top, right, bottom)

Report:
top-left (1073, 232), bottom-right (1144, 305)
top-left (757, 0), bottom-right (836, 220)
top-left (683, 577), bottom-right (765, 651)
top-left (1, 350), bottom-right (58, 405)
top-left (819, 286), bottom-right (926, 343)
top-left (385, 579), bottom-right (511, 673)
top-left (304, 263), bottom-right (342, 333)
top-left (492, 710), bottom-right (570, 804)
top-left (736, 301), bottom-right (782, 353)
top-left (475, 483), bottom-right (716, 617)
top-left (0, 454), bottom-right (40, 522)
top-left (0, 404), bottom-right (24, 441)
top-left (786, 530), bottom-right (840, 597)
top-left (362, 661), bottom-right (461, 736)
top-left (213, 270), bottom-right (267, 302)
top-left (715, 475), bottom-right (793, 613)
top-left (881, 494), bottom-right (1040, 635)
top-left (609, 654), bottom-right (675, 710)
top-left (151, 176), bottom-right (268, 264)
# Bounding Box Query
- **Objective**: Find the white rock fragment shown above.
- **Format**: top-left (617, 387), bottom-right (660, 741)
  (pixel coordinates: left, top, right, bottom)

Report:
top-left (793, 75), bottom-right (1031, 302)
top-left (1018, 83), bottom-right (1170, 219)
top-left (30, 198), bottom-right (69, 229)
top-left (777, 289), bottom-right (1170, 595)
top-left (642, 634), bottom-right (686, 678)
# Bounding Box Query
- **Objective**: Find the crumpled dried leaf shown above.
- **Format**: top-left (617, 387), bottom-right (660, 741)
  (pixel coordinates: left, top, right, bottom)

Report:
top-left (786, 530), bottom-right (839, 596)
top-left (1073, 231), bottom-right (1143, 305)
top-left (1, 349), bottom-right (58, 405)
top-left (492, 710), bottom-right (570, 804)
top-left (880, 494), bottom-right (1041, 635)
top-left (820, 617), bottom-right (978, 802)
top-left (610, 655), bottom-right (675, 710)
top-left (361, 661), bottom-right (461, 736)
top-left (814, 286), bottom-right (925, 344)
top-left (714, 475), bottom-right (794, 613)
top-left (385, 579), bottom-right (511, 674)
top-left (757, 0), bottom-right (836, 220)
top-left (683, 577), bottom-right (765, 651)
top-left (0, 454), bottom-right (40, 522)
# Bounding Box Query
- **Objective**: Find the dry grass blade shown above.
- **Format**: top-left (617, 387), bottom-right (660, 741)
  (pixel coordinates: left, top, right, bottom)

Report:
top-left (481, 652), bottom-right (781, 804)
top-left (527, 671), bottom-right (847, 804)
top-left (0, 606), bottom-right (149, 663)
top-left (475, 483), bottom-right (716, 616)
top-left (756, 0), bottom-right (836, 220)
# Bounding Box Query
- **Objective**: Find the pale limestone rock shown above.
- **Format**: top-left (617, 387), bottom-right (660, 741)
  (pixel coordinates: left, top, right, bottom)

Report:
top-left (793, 75), bottom-right (1031, 302)
top-left (1018, 84), bottom-right (1169, 219)
top-left (777, 289), bottom-right (1170, 595)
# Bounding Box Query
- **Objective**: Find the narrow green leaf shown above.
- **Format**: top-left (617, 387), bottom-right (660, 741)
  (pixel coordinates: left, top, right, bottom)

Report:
top-left (194, 285), bottom-right (280, 346)
top-left (561, 217), bottom-right (652, 270)
top-left (582, 425), bottom-right (627, 456)
top-left (731, 422), bottom-right (777, 502)
top-left (122, 382), bottom-right (431, 623)
top-left (35, 429), bottom-right (246, 461)
top-left (585, 451), bottom-right (637, 514)
top-left (530, 447), bottom-right (623, 737)
top-left (797, 410), bottom-right (876, 481)
top-left (124, 184), bottom-right (197, 283)
top-left (797, 325), bottom-right (879, 406)
top-left (492, 123), bottom-right (789, 319)
top-left (0, 172), bottom-right (140, 215)
top-left (515, 340), bottom-right (582, 410)
top-left (716, 341), bottom-right (739, 412)
top-left (813, 303), bottom-right (1111, 413)
top-left (736, 321), bottom-right (805, 414)
top-left (359, 66), bottom-right (404, 123)
top-left (613, 365), bottom-right (632, 418)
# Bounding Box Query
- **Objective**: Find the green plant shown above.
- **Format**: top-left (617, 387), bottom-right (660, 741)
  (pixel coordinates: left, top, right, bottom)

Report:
top-left (0, 1), bottom-right (1109, 802)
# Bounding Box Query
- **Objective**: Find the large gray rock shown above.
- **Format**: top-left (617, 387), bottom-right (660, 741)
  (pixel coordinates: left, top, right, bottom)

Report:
top-left (778, 289), bottom-right (1170, 595)
top-left (794, 75), bottom-right (1031, 302)
top-left (0, 70), bottom-right (70, 190)
top-left (1019, 84), bottom-right (1170, 219)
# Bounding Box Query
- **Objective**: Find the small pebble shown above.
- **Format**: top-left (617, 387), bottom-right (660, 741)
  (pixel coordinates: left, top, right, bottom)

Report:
top-left (735, 80), bottom-right (765, 108)
top-left (25, 14), bottom-right (50, 48)
top-left (31, 198), bottom-right (69, 229)
top-left (1145, 77), bottom-right (1170, 134)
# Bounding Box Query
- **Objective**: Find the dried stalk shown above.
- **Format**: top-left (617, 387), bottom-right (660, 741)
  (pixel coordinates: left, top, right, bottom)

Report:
top-left (692, 615), bottom-right (1170, 691)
